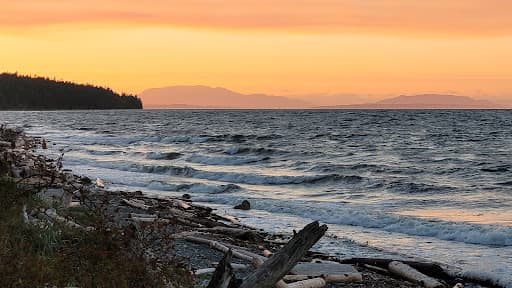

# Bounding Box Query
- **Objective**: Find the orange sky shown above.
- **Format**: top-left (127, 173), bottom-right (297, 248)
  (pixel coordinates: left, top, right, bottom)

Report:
top-left (1, 0), bottom-right (512, 105)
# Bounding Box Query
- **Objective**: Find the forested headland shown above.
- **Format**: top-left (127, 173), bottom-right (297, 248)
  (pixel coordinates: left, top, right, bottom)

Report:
top-left (0, 73), bottom-right (142, 110)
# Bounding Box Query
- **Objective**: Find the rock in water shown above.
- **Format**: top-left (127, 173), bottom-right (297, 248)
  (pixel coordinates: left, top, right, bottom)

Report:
top-left (182, 193), bottom-right (191, 200)
top-left (165, 152), bottom-right (182, 160)
top-left (234, 200), bottom-right (251, 210)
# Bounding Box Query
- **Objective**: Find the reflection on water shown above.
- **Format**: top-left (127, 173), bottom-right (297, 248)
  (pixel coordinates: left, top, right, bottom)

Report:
top-left (397, 208), bottom-right (512, 226)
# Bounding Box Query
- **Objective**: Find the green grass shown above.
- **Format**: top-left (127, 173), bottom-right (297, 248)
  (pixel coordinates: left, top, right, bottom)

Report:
top-left (0, 177), bottom-right (193, 288)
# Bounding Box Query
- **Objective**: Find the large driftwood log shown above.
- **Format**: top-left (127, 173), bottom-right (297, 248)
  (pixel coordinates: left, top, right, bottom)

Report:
top-left (238, 221), bottom-right (328, 288)
top-left (283, 273), bottom-right (362, 283)
top-left (251, 256), bottom-right (288, 288)
top-left (388, 261), bottom-right (445, 288)
top-left (207, 250), bottom-right (235, 288)
top-left (185, 236), bottom-right (254, 262)
top-left (339, 258), bottom-right (451, 279)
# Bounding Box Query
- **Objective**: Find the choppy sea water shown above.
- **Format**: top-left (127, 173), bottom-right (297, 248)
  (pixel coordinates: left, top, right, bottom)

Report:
top-left (2, 110), bottom-right (512, 286)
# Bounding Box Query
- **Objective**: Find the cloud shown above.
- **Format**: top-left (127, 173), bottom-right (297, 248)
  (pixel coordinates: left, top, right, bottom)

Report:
top-left (1, 0), bottom-right (512, 36)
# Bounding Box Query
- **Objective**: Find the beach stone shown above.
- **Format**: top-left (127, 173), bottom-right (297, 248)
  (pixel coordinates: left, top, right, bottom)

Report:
top-left (79, 176), bottom-right (92, 184)
top-left (291, 262), bottom-right (358, 276)
top-left (234, 200), bottom-right (251, 210)
top-left (182, 193), bottom-right (191, 200)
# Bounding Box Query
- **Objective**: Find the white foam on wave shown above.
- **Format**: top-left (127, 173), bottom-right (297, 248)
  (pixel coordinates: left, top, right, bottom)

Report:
top-left (63, 156), bottom-right (337, 185)
top-left (198, 196), bottom-right (512, 247)
top-left (455, 267), bottom-right (512, 288)
top-left (187, 154), bottom-right (268, 165)
top-left (184, 183), bottom-right (241, 194)
top-left (171, 166), bottom-right (334, 185)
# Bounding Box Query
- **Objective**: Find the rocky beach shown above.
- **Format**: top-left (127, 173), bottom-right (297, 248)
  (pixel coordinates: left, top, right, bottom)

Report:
top-left (0, 124), bottom-right (504, 288)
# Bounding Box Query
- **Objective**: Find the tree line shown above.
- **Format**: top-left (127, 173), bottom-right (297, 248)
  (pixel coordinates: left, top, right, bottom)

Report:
top-left (0, 73), bottom-right (142, 110)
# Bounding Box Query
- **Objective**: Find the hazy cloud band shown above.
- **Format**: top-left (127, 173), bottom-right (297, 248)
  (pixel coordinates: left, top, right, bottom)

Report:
top-left (2, 0), bottom-right (512, 35)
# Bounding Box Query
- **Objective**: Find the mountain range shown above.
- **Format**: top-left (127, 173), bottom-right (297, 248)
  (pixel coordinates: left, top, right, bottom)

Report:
top-left (320, 94), bottom-right (502, 109)
top-left (140, 86), bottom-right (503, 109)
top-left (140, 86), bottom-right (310, 109)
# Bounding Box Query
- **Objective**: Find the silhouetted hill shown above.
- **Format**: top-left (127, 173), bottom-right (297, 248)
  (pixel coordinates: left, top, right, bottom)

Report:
top-left (318, 94), bottom-right (501, 109)
top-left (140, 85), bottom-right (310, 109)
top-left (0, 73), bottom-right (142, 110)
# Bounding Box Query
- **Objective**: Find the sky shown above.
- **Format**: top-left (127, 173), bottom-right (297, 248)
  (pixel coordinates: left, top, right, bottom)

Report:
top-left (1, 0), bottom-right (512, 105)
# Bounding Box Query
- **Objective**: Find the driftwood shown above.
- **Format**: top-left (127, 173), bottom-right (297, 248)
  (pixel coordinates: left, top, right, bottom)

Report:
top-left (191, 217), bottom-right (230, 228)
top-left (185, 236), bottom-right (254, 262)
top-left (251, 256), bottom-right (288, 288)
top-left (214, 213), bottom-right (260, 230)
top-left (339, 258), bottom-right (451, 279)
top-left (95, 178), bottom-right (105, 188)
top-left (290, 261), bottom-right (358, 276)
top-left (341, 258), bottom-right (504, 288)
top-left (363, 264), bottom-right (389, 275)
top-left (286, 278), bottom-right (326, 288)
top-left (216, 214), bottom-right (240, 224)
top-left (388, 261), bottom-right (444, 288)
top-left (130, 217), bottom-right (169, 223)
top-left (263, 249), bottom-right (273, 257)
top-left (129, 213), bottom-right (157, 218)
top-left (283, 273), bottom-right (362, 283)
top-left (189, 202), bottom-right (214, 213)
top-left (224, 243), bottom-right (267, 262)
top-left (175, 217), bottom-right (204, 228)
top-left (122, 199), bottom-right (150, 211)
top-left (238, 221), bottom-right (328, 288)
top-left (207, 250), bottom-right (235, 288)
top-left (175, 199), bottom-right (191, 210)
top-left (198, 227), bottom-right (262, 241)
top-left (195, 264), bottom-right (248, 275)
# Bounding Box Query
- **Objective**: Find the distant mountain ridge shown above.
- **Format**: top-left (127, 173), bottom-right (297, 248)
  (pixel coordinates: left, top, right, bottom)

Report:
top-left (140, 85), bottom-right (503, 110)
top-left (0, 73), bottom-right (142, 110)
top-left (318, 94), bottom-right (501, 109)
top-left (140, 85), bottom-right (310, 109)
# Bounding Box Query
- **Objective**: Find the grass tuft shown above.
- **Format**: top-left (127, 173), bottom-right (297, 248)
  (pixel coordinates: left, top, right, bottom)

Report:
top-left (0, 177), bottom-right (192, 287)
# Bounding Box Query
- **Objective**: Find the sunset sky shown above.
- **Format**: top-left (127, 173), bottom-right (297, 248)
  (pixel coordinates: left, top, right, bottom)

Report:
top-left (1, 0), bottom-right (512, 105)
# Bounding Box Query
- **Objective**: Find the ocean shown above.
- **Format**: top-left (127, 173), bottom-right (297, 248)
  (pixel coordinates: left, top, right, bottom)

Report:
top-left (2, 109), bottom-right (511, 286)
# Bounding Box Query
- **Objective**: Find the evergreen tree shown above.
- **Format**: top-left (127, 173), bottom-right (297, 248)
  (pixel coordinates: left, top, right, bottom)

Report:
top-left (0, 73), bottom-right (143, 110)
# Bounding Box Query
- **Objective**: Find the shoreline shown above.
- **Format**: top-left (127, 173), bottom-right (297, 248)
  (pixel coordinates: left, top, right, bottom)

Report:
top-left (0, 125), bottom-right (505, 288)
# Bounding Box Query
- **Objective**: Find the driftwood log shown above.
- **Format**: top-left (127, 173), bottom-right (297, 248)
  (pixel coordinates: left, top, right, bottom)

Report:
top-left (283, 273), bottom-right (362, 283)
top-left (207, 250), bottom-right (235, 288)
top-left (388, 261), bottom-right (445, 288)
top-left (185, 236), bottom-right (254, 262)
top-left (122, 198), bottom-right (150, 211)
top-left (196, 263), bottom-right (249, 275)
top-left (238, 221), bottom-right (328, 288)
top-left (286, 278), bottom-right (326, 288)
top-left (339, 258), bottom-right (451, 279)
top-left (198, 227), bottom-right (262, 241)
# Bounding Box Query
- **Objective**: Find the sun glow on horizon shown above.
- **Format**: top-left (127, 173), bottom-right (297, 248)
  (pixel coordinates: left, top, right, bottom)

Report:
top-left (1, 1), bottom-right (512, 106)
